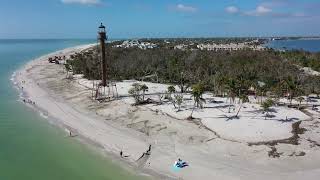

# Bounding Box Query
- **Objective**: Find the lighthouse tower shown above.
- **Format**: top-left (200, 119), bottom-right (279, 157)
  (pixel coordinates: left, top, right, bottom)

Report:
top-left (98, 23), bottom-right (107, 87)
top-left (93, 23), bottom-right (118, 100)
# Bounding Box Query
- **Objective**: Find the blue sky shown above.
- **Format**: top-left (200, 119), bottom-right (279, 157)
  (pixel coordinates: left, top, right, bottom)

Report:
top-left (0, 0), bottom-right (320, 38)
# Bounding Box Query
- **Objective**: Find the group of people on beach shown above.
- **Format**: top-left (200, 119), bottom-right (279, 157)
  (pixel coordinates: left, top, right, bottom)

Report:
top-left (119, 150), bottom-right (130, 158)
top-left (48, 55), bottom-right (66, 64)
top-left (174, 158), bottom-right (189, 169)
top-left (121, 144), bottom-right (152, 160)
top-left (22, 98), bottom-right (35, 105)
top-left (21, 80), bottom-right (36, 105)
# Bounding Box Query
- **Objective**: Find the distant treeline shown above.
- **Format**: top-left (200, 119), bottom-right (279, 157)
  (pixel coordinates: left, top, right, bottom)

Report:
top-left (279, 50), bottom-right (320, 72)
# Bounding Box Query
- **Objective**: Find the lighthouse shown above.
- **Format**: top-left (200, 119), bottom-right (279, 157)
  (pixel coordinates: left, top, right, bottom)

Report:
top-left (98, 23), bottom-right (107, 87)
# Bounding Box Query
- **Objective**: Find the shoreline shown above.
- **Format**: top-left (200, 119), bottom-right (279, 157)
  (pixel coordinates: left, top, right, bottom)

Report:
top-left (12, 44), bottom-right (320, 180)
top-left (11, 44), bottom-right (169, 180)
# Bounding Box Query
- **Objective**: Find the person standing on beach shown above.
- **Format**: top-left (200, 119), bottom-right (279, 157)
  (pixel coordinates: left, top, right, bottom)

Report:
top-left (146, 144), bottom-right (152, 155)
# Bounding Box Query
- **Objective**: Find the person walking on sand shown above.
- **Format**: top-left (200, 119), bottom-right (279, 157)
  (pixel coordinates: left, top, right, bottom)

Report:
top-left (120, 150), bottom-right (123, 157)
top-left (146, 144), bottom-right (152, 155)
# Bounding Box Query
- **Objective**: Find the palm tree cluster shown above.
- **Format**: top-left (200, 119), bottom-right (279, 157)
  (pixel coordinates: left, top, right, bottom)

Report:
top-left (164, 85), bottom-right (184, 111)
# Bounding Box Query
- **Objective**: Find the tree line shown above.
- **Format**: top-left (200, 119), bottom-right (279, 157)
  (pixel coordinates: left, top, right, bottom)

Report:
top-left (67, 44), bottom-right (320, 100)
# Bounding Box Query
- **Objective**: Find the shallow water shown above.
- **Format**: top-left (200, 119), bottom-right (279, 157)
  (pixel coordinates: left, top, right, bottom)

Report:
top-left (264, 39), bottom-right (320, 53)
top-left (0, 39), bottom-right (146, 180)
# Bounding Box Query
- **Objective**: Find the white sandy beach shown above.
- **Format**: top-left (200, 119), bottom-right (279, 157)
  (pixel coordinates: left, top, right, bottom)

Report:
top-left (13, 44), bottom-right (320, 180)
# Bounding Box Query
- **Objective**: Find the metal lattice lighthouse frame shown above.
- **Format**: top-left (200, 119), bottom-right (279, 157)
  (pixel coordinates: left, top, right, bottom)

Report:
top-left (98, 23), bottom-right (107, 87)
top-left (93, 23), bottom-right (118, 101)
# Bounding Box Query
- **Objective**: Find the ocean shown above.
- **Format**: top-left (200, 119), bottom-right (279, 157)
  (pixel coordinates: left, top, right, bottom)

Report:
top-left (264, 39), bottom-right (320, 53)
top-left (0, 39), bottom-right (145, 180)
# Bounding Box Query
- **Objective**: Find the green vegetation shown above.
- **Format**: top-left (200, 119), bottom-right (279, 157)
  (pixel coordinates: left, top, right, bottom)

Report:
top-left (128, 83), bottom-right (149, 104)
top-left (64, 63), bottom-right (72, 79)
top-left (236, 94), bottom-right (249, 117)
top-left (167, 86), bottom-right (176, 94)
top-left (190, 83), bottom-right (205, 118)
top-left (68, 43), bottom-right (320, 102)
top-left (278, 50), bottom-right (320, 71)
top-left (261, 99), bottom-right (275, 119)
top-left (174, 94), bottom-right (183, 112)
top-left (140, 84), bottom-right (149, 101)
top-left (191, 83), bottom-right (205, 108)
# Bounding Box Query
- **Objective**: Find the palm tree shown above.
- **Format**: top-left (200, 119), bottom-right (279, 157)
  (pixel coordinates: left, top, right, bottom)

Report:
top-left (283, 77), bottom-right (302, 105)
top-left (255, 81), bottom-right (266, 104)
top-left (296, 96), bottom-right (304, 110)
top-left (128, 83), bottom-right (142, 103)
top-left (64, 63), bottom-right (72, 79)
top-left (214, 75), bottom-right (228, 97)
top-left (236, 78), bottom-right (251, 104)
top-left (225, 78), bottom-right (237, 113)
top-left (235, 94), bottom-right (249, 117)
top-left (168, 86), bottom-right (176, 94)
top-left (167, 85), bottom-right (176, 99)
top-left (174, 94), bottom-right (183, 112)
top-left (261, 99), bottom-right (274, 120)
top-left (189, 83), bottom-right (205, 118)
top-left (178, 71), bottom-right (189, 93)
top-left (272, 81), bottom-right (285, 99)
top-left (140, 84), bottom-right (149, 101)
top-left (167, 85), bottom-right (177, 108)
top-left (192, 83), bottom-right (205, 108)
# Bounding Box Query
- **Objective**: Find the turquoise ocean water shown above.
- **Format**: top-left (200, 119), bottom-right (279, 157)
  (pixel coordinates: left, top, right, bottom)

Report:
top-left (0, 39), bottom-right (145, 180)
top-left (265, 39), bottom-right (320, 53)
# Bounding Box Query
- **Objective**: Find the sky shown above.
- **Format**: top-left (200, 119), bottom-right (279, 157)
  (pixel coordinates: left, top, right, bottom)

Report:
top-left (0, 0), bottom-right (320, 39)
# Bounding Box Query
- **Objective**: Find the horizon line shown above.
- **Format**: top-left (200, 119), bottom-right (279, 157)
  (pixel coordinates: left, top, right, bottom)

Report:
top-left (1, 35), bottom-right (320, 40)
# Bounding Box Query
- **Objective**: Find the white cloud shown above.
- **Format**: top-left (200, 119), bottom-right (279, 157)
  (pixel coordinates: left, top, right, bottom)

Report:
top-left (225, 6), bottom-right (239, 14)
top-left (256, 6), bottom-right (272, 14)
top-left (225, 2), bottom-right (309, 19)
top-left (245, 5), bottom-right (272, 16)
top-left (61, 0), bottom-right (102, 6)
top-left (175, 4), bottom-right (197, 13)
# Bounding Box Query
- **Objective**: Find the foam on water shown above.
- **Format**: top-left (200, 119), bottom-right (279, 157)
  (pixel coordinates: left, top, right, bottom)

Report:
top-left (39, 111), bottom-right (49, 119)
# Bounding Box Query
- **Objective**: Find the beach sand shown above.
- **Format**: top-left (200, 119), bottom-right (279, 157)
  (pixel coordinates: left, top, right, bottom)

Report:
top-left (13, 44), bottom-right (320, 180)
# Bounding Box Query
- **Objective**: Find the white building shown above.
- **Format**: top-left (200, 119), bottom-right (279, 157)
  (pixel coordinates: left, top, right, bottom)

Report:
top-left (197, 42), bottom-right (266, 51)
top-left (114, 40), bottom-right (157, 50)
